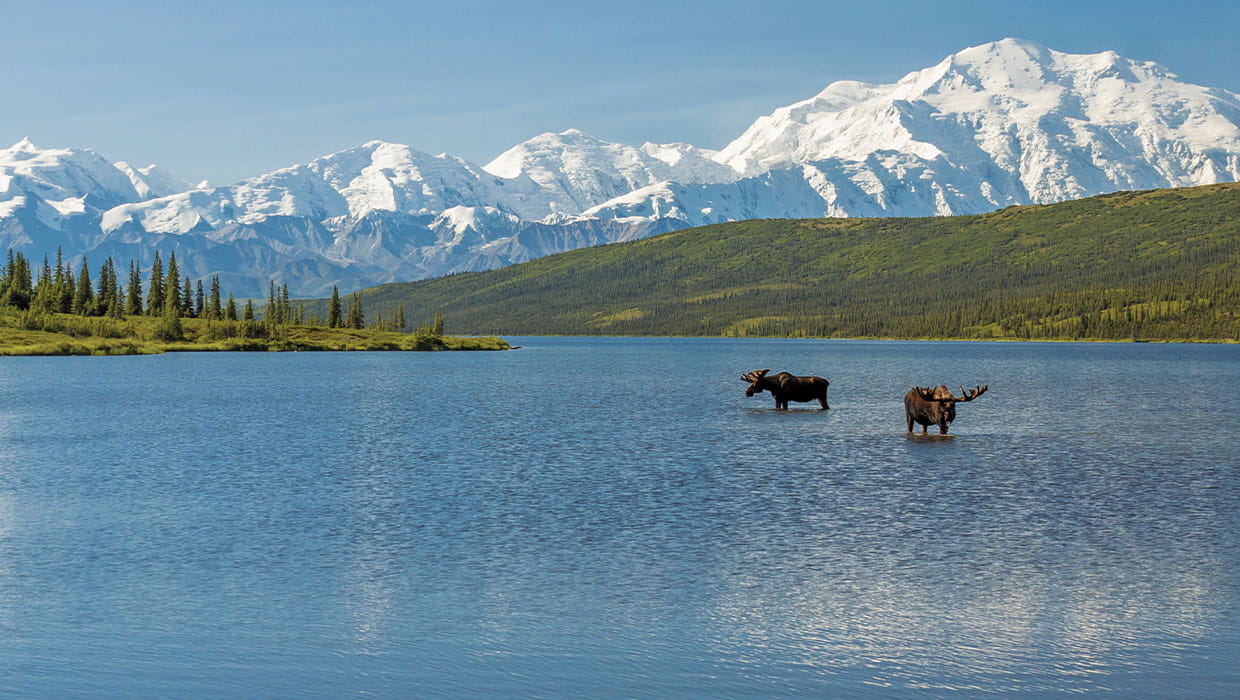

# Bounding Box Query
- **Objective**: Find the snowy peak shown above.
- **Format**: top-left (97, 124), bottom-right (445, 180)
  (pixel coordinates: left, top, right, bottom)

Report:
top-left (483, 128), bottom-right (739, 217)
top-left (715, 38), bottom-right (1240, 201)
top-left (307, 139), bottom-right (506, 218)
top-left (1, 139), bottom-right (146, 215)
top-left (114, 161), bottom-right (192, 200)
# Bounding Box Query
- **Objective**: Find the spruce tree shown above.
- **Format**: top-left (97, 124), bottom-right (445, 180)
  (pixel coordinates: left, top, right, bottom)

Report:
top-left (181, 276), bottom-right (194, 317)
top-left (0, 250), bottom-right (33, 309)
top-left (57, 261), bottom-right (74, 313)
top-left (243, 299), bottom-right (255, 321)
top-left (164, 253), bottom-right (180, 315)
top-left (32, 255), bottom-right (53, 312)
top-left (53, 248), bottom-right (70, 312)
top-left (226, 293), bottom-right (238, 321)
top-left (433, 312), bottom-right (444, 335)
top-left (208, 276), bottom-right (222, 320)
top-left (395, 303), bottom-right (406, 332)
top-left (195, 280), bottom-right (205, 319)
top-left (127, 261), bottom-right (143, 316)
top-left (96, 258), bottom-right (116, 313)
top-left (72, 260), bottom-right (94, 316)
top-left (280, 284), bottom-right (290, 324)
top-left (147, 252), bottom-right (164, 315)
top-left (327, 286), bottom-right (342, 328)
top-left (347, 292), bottom-right (365, 330)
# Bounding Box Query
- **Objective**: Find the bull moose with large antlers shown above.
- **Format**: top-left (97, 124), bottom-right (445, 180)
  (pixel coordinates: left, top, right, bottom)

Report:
top-left (741, 369), bottom-right (830, 410)
top-left (904, 384), bottom-right (988, 434)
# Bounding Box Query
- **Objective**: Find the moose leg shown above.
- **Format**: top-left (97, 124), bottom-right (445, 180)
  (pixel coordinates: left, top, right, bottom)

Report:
top-left (939, 422), bottom-right (949, 435)
top-left (907, 413), bottom-right (914, 433)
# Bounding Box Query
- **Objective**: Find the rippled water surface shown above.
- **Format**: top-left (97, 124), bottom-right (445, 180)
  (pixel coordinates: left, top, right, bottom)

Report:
top-left (1, 338), bottom-right (1237, 697)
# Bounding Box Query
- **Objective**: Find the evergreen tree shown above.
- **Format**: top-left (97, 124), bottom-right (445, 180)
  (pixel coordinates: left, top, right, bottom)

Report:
top-left (96, 258), bottom-right (116, 313)
top-left (106, 293), bottom-right (123, 319)
top-left (195, 280), bottom-right (205, 318)
top-left (327, 286), bottom-right (343, 328)
top-left (347, 292), bottom-right (365, 329)
top-left (433, 312), bottom-right (444, 335)
top-left (57, 261), bottom-right (74, 313)
top-left (126, 261), bottom-right (143, 316)
top-left (280, 284), bottom-right (290, 324)
top-left (243, 299), bottom-right (255, 321)
top-left (164, 253), bottom-right (180, 316)
top-left (113, 261), bottom-right (125, 315)
top-left (53, 248), bottom-right (71, 312)
top-left (208, 276), bottom-right (222, 320)
top-left (226, 293), bottom-right (238, 321)
top-left (395, 303), bottom-right (406, 332)
top-left (0, 250), bottom-right (33, 309)
top-left (147, 251), bottom-right (164, 315)
top-left (32, 255), bottom-right (53, 312)
top-left (181, 276), bottom-right (193, 316)
top-left (72, 260), bottom-right (94, 316)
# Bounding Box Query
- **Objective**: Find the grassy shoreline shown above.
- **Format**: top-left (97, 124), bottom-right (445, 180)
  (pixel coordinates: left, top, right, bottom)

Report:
top-left (0, 312), bottom-right (509, 356)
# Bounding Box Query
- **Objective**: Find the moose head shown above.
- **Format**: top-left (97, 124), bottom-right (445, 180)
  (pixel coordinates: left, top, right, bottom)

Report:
top-left (905, 384), bottom-right (988, 434)
top-left (741, 369), bottom-right (770, 397)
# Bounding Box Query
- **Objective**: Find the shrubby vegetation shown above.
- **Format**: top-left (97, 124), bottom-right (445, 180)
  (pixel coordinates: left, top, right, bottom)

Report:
top-left (0, 250), bottom-right (506, 355)
top-left (336, 183), bottom-right (1240, 342)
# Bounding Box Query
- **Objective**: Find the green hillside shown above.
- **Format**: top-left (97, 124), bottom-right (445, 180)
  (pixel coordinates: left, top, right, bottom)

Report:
top-left (322, 183), bottom-right (1240, 341)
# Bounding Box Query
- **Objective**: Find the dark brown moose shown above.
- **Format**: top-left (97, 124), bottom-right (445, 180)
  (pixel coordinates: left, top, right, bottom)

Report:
top-left (904, 384), bottom-right (988, 434)
top-left (741, 369), bottom-right (830, 410)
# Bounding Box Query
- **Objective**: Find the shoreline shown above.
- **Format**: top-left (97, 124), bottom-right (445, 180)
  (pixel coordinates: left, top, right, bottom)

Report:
top-left (0, 317), bottom-right (511, 356)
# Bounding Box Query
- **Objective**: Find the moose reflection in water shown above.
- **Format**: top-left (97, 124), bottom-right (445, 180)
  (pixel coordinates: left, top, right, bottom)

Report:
top-left (904, 384), bottom-right (988, 434)
top-left (741, 369), bottom-right (830, 410)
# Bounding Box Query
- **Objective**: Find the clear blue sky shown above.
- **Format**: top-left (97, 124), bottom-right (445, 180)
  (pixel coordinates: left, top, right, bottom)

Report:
top-left (5, 0), bottom-right (1238, 185)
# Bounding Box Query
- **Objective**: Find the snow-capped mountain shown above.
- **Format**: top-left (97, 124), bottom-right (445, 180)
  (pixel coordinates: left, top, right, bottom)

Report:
top-left (4, 38), bottom-right (1240, 296)
top-left (483, 128), bottom-right (739, 218)
top-left (621, 37), bottom-right (1240, 226)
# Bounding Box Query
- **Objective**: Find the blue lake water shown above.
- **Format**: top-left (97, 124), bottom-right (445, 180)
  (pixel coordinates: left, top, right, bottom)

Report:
top-left (0, 337), bottom-right (1237, 698)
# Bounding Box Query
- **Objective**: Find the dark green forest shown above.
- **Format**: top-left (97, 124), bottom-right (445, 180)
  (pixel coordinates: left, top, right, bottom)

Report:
top-left (0, 249), bottom-right (484, 354)
top-left (313, 183), bottom-right (1240, 341)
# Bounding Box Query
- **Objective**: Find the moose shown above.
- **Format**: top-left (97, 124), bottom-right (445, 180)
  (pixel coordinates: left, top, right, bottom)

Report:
top-left (741, 369), bottom-right (830, 410)
top-left (904, 384), bottom-right (988, 434)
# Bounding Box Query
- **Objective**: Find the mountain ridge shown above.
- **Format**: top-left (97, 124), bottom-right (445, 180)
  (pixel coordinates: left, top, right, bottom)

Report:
top-left (4, 38), bottom-right (1240, 295)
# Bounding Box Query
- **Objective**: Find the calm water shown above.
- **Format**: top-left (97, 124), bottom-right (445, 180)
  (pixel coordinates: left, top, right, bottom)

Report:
top-left (0, 337), bottom-right (1237, 698)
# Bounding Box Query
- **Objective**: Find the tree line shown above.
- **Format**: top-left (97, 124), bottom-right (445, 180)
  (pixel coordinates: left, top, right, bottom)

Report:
top-left (1, 247), bottom-right (440, 336)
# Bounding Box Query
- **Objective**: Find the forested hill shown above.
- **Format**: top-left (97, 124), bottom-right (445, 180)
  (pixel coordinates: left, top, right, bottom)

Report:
top-left (327, 183), bottom-right (1240, 341)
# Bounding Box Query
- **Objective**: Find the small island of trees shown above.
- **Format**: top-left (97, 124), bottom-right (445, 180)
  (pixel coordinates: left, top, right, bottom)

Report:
top-left (0, 248), bottom-right (507, 355)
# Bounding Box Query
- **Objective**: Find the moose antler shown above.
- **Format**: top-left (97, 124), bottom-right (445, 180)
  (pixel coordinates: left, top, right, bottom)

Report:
top-left (956, 385), bottom-right (988, 402)
top-left (740, 369), bottom-right (770, 382)
top-left (913, 386), bottom-right (939, 400)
